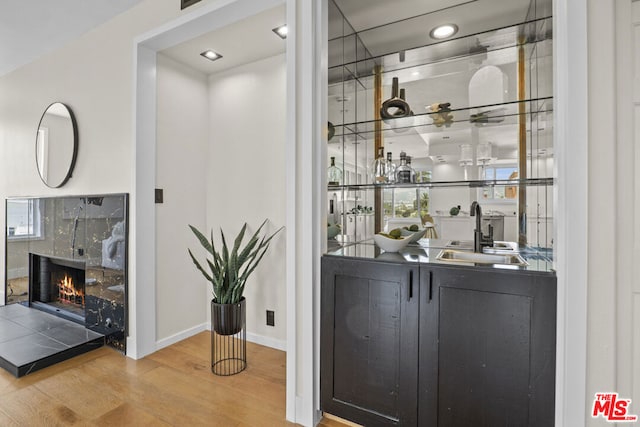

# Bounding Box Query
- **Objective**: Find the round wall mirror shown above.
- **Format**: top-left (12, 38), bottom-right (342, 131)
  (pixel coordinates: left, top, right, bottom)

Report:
top-left (35, 102), bottom-right (78, 188)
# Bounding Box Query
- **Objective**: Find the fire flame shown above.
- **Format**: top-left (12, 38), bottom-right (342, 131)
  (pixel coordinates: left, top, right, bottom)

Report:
top-left (58, 274), bottom-right (84, 305)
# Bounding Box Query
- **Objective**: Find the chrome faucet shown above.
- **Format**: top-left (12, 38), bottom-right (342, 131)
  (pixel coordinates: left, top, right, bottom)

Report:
top-left (470, 201), bottom-right (493, 252)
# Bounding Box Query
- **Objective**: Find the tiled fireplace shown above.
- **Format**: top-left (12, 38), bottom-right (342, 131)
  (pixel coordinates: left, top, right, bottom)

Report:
top-left (5, 194), bottom-right (129, 354)
top-left (2, 194), bottom-right (128, 376)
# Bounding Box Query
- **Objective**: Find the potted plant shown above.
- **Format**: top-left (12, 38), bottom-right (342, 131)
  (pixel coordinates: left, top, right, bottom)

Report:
top-left (188, 219), bottom-right (283, 336)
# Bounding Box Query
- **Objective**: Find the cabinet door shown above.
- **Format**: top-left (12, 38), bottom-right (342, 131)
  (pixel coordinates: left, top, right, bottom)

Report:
top-left (419, 266), bottom-right (556, 427)
top-left (321, 257), bottom-right (419, 426)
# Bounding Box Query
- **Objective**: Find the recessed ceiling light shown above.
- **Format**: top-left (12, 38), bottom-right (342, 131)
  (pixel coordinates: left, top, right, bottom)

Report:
top-left (272, 25), bottom-right (288, 39)
top-left (430, 24), bottom-right (458, 40)
top-left (200, 50), bottom-right (222, 62)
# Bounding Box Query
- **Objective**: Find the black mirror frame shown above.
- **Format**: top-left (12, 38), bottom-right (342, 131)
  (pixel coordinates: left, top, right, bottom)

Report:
top-left (35, 102), bottom-right (78, 188)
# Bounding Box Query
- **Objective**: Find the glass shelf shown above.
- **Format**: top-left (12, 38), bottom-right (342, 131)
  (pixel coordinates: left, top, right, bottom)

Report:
top-left (329, 38), bottom-right (552, 94)
top-left (330, 97), bottom-right (553, 140)
top-left (329, 17), bottom-right (552, 80)
top-left (327, 177), bottom-right (554, 192)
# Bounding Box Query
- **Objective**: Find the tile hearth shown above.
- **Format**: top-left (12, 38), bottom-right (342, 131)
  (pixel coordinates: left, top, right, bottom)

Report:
top-left (0, 304), bottom-right (104, 377)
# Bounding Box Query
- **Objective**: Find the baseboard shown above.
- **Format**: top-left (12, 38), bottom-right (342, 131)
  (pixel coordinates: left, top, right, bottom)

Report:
top-left (155, 322), bottom-right (208, 351)
top-left (246, 332), bottom-right (286, 351)
top-left (155, 323), bottom-right (285, 352)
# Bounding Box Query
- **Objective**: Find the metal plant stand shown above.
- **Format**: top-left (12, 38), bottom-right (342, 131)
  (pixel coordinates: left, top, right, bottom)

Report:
top-left (211, 298), bottom-right (246, 375)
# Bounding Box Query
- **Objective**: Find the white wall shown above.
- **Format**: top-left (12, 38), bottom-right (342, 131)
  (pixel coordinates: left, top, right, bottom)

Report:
top-left (155, 53), bottom-right (209, 344)
top-left (583, 1), bottom-right (640, 425)
top-left (586, 3), bottom-right (618, 423)
top-left (624, 0), bottom-right (640, 413)
top-left (207, 53), bottom-right (287, 348)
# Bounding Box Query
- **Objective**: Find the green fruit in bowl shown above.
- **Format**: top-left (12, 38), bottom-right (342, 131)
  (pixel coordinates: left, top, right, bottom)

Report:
top-left (377, 232), bottom-right (403, 240)
top-left (409, 224), bottom-right (419, 231)
top-left (389, 228), bottom-right (402, 239)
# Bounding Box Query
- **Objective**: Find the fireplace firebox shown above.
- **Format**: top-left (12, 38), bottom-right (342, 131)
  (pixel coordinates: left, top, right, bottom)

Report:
top-left (29, 253), bottom-right (86, 323)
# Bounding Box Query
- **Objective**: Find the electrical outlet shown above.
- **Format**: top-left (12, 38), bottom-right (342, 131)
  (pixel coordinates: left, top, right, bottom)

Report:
top-left (266, 310), bottom-right (275, 326)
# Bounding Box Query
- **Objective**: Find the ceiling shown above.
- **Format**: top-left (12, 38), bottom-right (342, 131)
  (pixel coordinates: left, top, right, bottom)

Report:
top-left (0, 0), bottom-right (143, 77)
top-left (160, 5), bottom-right (286, 75)
top-left (331, 0), bottom-right (539, 59)
top-left (333, 0), bottom-right (477, 33)
top-left (0, 0), bottom-right (547, 78)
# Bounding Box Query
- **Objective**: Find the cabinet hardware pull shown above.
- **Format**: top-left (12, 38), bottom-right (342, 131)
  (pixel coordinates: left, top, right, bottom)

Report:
top-left (428, 270), bottom-right (433, 302)
top-left (408, 270), bottom-right (413, 301)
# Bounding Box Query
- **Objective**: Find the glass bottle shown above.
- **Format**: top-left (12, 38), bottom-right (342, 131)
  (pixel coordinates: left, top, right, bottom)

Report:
top-left (327, 157), bottom-right (343, 186)
top-left (420, 156), bottom-right (434, 183)
top-left (406, 155), bottom-right (416, 183)
top-left (370, 146), bottom-right (388, 184)
top-left (386, 152), bottom-right (396, 183)
top-left (395, 151), bottom-right (413, 184)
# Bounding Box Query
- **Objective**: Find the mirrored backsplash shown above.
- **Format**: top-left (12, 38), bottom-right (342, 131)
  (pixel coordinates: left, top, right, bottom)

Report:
top-left (5, 194), bottom-right (128, 352)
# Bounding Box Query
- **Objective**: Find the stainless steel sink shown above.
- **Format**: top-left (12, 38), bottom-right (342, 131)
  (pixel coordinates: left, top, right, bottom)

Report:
top-left (483, 241), bottom-right (519, 254)
top-left (446, 240), bottom-right (519, 254)
top-left (436, 249), bottom-right (528, 266)
top-left (445, 240), bottom-right (474, 249)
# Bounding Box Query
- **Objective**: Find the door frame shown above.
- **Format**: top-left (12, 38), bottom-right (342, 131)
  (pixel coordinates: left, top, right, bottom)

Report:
top-left (553, 0), bottom-right (589, 424)
top-left (614, 0), bottom-right (637, 406)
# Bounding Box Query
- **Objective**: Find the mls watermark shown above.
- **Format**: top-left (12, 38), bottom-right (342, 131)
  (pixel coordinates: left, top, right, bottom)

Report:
top-left (592, 393), bottom-right (638, 422)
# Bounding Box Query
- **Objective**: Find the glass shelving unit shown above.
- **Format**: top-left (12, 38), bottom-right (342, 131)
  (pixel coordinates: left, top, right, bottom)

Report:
top-left (327, 0), bottom-right (554, 250)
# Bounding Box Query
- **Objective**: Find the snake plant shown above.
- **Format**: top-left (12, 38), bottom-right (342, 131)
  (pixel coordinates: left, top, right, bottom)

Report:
top-left (188, 220), bottom-right (283, 304)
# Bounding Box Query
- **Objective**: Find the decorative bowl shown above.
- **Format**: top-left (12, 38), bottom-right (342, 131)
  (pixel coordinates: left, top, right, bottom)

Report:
top-left (400, 228), bottom-right (426, 243)
top-left (373, 234), bottom-right (411, 252)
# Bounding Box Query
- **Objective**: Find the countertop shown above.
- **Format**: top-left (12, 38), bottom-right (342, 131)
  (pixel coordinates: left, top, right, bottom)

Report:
top-left (325, 238), bottom-right (555, 274)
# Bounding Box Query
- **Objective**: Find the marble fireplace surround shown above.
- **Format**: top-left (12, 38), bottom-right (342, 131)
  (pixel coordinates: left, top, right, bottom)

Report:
top-left (5, 194), bottom-right (128, 353)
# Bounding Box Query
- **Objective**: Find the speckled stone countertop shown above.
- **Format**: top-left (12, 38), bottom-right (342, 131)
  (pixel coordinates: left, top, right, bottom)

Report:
top-left (325, 238), bottom-right (555, 274)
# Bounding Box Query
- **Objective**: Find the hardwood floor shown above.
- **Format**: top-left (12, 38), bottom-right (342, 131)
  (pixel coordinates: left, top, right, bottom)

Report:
top-left (0, 331), bottom-right (347, 426)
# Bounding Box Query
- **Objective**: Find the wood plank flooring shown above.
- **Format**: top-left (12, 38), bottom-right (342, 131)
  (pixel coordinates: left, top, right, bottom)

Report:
top-left (0, 331), bottom-right (346, 426)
